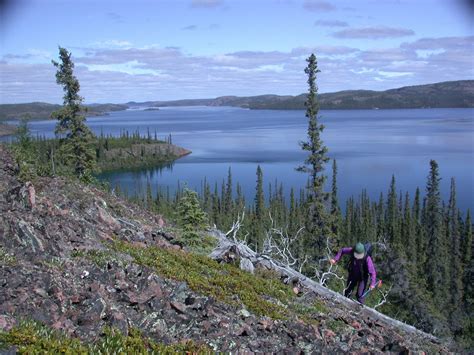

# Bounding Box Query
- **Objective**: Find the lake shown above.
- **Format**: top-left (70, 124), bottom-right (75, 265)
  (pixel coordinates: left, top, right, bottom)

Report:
top-left (23, 106), bottom-right (474, 212)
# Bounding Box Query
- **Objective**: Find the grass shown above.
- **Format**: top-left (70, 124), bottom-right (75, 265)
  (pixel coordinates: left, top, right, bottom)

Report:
top-left (0, 321), bottom-right (211, 354)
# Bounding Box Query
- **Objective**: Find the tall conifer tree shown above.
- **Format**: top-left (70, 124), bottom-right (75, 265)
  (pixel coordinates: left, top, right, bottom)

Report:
top-left (447, 178), bottom-right (463, 329)
top-left (51, 47), bottom-right (96, 180)
top-left (297, 53), bottom-right (329, 258)
top-left (330, 159), bottom-right (342, 240)
top-left (386, 175), bottom-right (400, 251)
top-left (425, 160), bottom-right (448, 309)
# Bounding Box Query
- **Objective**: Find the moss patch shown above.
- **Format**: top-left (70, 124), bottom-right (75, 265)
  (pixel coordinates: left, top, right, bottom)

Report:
top-left (0, 247), bottom-right (16, 266)
top-left (71, 248), bottom-right (126, 269)
top-left (0, 321), bottom-right (210, 354)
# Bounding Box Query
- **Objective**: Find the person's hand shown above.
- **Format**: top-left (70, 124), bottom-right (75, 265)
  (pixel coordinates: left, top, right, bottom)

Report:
top-left (329, 258), bottom-right (336, 265)
top-left (370, 285), bottom-right (375, 290)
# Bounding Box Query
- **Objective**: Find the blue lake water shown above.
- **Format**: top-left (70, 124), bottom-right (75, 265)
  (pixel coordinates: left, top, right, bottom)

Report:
top-left (22, 106), bottom-right (474, 212)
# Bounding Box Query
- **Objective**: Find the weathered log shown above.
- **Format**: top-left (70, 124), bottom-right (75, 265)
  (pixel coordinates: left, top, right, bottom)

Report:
top-left (208, 228), bottom-right (440, 343)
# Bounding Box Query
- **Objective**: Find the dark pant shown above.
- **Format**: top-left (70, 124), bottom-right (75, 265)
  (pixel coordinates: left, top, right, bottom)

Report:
top-left (344, 276), bottom-right (368, 304)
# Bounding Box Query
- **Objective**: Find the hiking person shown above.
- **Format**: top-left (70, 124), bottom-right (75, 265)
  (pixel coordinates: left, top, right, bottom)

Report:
top-left (330, 242), bottom-right (377, 304)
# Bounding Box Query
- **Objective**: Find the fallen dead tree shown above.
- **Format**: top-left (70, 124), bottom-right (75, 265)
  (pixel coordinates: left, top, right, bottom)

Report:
top-left (208, 228), bottom-right (440, 343)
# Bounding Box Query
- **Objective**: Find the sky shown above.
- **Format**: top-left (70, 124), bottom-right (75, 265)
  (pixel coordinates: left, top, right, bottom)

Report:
top-left (0, 0), bottom-right (473, 104)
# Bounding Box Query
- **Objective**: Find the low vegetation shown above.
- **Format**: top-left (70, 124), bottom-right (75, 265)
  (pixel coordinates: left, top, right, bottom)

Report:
top-left (0, 321), bottom-right (210, 354)
top-left (112, 239), bottom-right (295, 320)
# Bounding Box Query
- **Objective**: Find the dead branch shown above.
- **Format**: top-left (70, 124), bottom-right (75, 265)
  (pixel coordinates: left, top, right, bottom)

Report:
top-left (261, 212), bottom-right (306, 270)
top-left (374, 284), bottom-right (393, 309)
top-left (310, 236), bottom-right (346, 290)
top-left (225, 211), bottom-right (248, 243)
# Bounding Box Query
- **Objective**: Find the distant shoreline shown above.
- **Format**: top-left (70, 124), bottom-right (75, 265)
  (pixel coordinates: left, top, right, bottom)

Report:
top-left (0, 124), bottom-right (16, 137)
top-left (1, 80), bottom-right (472, 123)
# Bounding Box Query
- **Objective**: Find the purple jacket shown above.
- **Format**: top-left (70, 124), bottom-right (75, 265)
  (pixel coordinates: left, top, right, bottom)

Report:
top-left (334, 247), bottom-right (377, 288)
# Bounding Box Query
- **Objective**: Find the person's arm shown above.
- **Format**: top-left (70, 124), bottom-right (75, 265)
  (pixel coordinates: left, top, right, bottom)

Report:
top-left (367, 256), bottom-right (377, 288)
top-left (331, 247), bottom-right (353, 264)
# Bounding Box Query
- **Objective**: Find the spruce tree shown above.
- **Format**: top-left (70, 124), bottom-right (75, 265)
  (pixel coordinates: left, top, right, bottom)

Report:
top-left (386, 175), bottom-right (401, 251)
top-left (255, 165), bottom-right (265, 222)
top-left (376, 192), bottom-right (385, 242)
top-left (463, 210), bottom-right (472, 301)
top-left (413, 187), bottom-right (427, 275)
top-left (177, 188), bottom-right (208, 246)
top-left (402, 192), bottom-right (416, 262)
top-left (224, 167), bottom-right (233, 214)
top-left (462, 209), bottom-right (474, 346)
top-left (425, 160), bottom-right (448, 309)
top-left (297, 53), bottom-right (329, 258)
top-left (51, 47), bottom-right (96, 180)
top-left (289, 188), bottom-right (296, 232)
top-left (462, 210), bottom-right (472, 269)
top-left (330, 159), bottom-right (342, 240)
top-left (447, 178), bottom-right (463, 329)
top-left (212, 183), bottom-right (220, 226)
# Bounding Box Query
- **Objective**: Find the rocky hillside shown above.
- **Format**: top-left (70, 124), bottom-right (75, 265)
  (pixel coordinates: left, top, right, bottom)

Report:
top-left (0, 145), bottom-right (452, 353)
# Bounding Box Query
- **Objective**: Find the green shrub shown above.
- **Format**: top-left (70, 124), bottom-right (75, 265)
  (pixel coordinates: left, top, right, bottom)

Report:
top-left (177, 188), bottom-right (209, 246)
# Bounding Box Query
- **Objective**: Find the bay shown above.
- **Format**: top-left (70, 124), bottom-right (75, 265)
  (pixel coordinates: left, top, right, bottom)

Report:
top-left (24, 106), bottom-right (474, 212)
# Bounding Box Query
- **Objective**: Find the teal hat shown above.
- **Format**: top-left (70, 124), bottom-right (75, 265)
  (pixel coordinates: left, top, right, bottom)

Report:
top-left (354, 242), bottom-right (365, 259)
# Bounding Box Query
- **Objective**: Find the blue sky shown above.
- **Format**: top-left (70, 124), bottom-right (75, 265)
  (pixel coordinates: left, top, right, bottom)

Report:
top-left (0, 0), bottom-right (473, 103)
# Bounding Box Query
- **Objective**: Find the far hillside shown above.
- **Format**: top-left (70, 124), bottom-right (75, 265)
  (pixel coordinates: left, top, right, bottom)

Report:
top-left (1, 81), bottom-right (472, 123)
top-left (135, 80), bottom-right (474, 110)
top-left (0, 103), bottom-right (128, 122)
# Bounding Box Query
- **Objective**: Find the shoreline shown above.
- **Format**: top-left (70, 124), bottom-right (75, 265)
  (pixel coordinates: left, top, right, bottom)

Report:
top-left (0, 123), bottom-right (16, 137)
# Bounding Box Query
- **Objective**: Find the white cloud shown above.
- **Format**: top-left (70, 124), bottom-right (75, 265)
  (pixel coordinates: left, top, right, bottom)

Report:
top-left (1, 35), bottom-right (473, 103)
top-left (378, 71), bottom-right (413, 78)
top-left (333, 26), bottom-right (415, 39)
top-left (303, 0), bottom-right (335, 12)
top-left (89, 40), bottom-right (133, 49)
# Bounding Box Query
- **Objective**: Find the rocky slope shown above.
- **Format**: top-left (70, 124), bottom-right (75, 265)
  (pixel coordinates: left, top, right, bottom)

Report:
top-left (0, 145), bottom-right (452, 353)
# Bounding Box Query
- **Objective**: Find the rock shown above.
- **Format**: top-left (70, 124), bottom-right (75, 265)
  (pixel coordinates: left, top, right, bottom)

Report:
top-left (324, 329), bottom-right (336, 340)
top-left (0, 315), bottom-right (16, 331)
top-left (184, 295), bottom-right (196, 305)
top-left (235, 324), bottom-right (253, 337)
top-left (17, 220), bottom-right (44, 252)
top-left (258, 318), bottom-right (274, 331)
top-left (351, 320), bottom-right (362, 330)
top-left (19, 182), bottom-right (36, 209)
top-left (170, 301), bottom-right (187, 314)
top-left (381, 342), bottom-right (410, 353)
top-left (238, 309), bottom-right (251, 318)
top-left (97, 205), bottom-right (121, 231)
top-left (78, 297), bottom-right (107, 326)
top-left (239, 258), bottom-right (254, 274)
top-left (158, 216), bottom-right (165, 228)
top-left (110, 311), bottom-right (128, 335)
